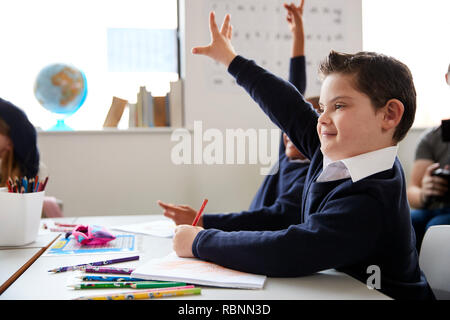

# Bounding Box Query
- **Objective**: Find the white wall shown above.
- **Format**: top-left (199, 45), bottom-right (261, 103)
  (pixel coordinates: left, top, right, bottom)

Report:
top-left (37, 129), bottom-right (265, 217)
top-left (37, 127), bottom-right (426, 217)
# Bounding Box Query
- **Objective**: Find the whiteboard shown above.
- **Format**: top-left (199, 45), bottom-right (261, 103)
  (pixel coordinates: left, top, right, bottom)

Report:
top-left (180, 0), bottom-right (362, 130)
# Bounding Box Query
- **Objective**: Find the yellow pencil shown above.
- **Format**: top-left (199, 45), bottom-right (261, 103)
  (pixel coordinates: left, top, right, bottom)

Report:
top-left (74, 286), bottom-right (200, 300)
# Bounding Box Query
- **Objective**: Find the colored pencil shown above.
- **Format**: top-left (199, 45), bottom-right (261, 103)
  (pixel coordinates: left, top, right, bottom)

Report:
top-left (192, 199), bottom-right (208, 226)
top-left (68, 281), bottom-right (187, 290)
top-left (6, 179), bottom-right (12, 192)
top-left (81, 266), bottom-right (135, 275)
top-left (49, 227), bottom-right (74, 233)
top-left (48, 255), bottom-right (139, 273)
top-left (74, 275), bottom-right (148, 282)
top-left (73, 286), bottom-right (200, 300)
top-left (41, 176), bottom-right (49, 191)
top-left (28, 178), bottom-right (34, 193)
top-left (22, 177), bottom-right (28, 193)
top-left (54, 222), bottom-right (78, 227)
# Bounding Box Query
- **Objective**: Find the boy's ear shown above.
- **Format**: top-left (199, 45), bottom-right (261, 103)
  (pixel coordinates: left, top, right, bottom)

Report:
top-left (380, 99), bottom-right (404, 131)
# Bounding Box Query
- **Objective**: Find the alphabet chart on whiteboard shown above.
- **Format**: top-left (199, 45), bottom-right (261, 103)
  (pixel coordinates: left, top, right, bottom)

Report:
top-left (202, 0), bottom-right (362, 97)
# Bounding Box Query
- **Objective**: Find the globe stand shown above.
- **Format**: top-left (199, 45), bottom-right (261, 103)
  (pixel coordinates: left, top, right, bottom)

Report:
top-left (48, 119), bottom-right (73, 131)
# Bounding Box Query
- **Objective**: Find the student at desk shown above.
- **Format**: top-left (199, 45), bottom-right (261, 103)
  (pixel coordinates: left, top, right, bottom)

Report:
top-left (159, 1), bottom-right (314, 231)
top-left (169, 4), bottom-right (435, 300)
top-left (0, 97), bottom-right (40, 187)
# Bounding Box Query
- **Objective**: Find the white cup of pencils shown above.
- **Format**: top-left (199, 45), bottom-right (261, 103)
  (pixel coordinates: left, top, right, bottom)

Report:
top-left (0, 176), bottom-right (49, 246)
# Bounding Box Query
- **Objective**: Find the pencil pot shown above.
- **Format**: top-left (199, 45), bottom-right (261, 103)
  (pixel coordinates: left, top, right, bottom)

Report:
top-left (0, 191), bottom-right (45, 246)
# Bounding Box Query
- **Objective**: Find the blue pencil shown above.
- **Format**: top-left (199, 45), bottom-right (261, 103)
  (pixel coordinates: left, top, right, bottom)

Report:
top-left (22, 178), bottom-right (28, 193)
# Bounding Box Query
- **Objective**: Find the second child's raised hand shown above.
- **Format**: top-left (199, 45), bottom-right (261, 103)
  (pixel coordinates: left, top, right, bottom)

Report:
top-left (284, 1), bottom-right (305, 57)
top-left (191, 11), bottom-right (237, 67)
top-left (285, 1), bottom-right (305, 36)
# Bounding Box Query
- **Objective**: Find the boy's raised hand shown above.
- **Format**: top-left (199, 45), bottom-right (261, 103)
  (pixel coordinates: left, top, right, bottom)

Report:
top-left (157, 200), bottom-right (204, 227)
top-left (284, 1), bottom-right (305, 57)
top-left (192, 11), bottom-right (237, 67)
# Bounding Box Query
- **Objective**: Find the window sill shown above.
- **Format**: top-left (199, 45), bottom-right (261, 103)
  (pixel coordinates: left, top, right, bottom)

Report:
top-left (36, 127), bottom-right (188, 135)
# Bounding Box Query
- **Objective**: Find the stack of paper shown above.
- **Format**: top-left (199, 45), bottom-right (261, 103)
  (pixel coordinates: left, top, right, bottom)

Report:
top-left (112, 220), bottom-right (176, 238)
top-left (131, 252), bottom-right (266, 289)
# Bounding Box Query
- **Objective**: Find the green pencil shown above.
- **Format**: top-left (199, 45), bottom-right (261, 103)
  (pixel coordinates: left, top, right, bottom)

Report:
top-left (68, 281), bottom-right (187, 290)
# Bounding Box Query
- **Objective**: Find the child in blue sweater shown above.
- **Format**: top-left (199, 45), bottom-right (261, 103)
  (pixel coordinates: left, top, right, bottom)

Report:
top-left (158, 1), bottom-right (312, 231)
top-left (171, 6), bottom-right (434, 300)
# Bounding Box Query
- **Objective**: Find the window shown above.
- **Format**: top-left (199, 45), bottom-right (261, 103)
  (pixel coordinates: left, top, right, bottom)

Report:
top-left (362, 0), bottom-right (450, 128)
top-left (0, 0), bottom-right (178, 130)
top-left (2, 1), bottom-right (448, 130)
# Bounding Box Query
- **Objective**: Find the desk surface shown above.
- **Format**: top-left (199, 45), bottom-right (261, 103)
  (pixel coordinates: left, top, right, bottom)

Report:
top-left (0, 248), bottom-right (42, 289)
top-left (1, 215), bottom-right (390, 300)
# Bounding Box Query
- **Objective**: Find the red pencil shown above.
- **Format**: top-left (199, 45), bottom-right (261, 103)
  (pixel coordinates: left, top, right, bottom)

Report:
top-left (6, 180), bottom-right (12, 192)
top-left (192, 199), bottom-right (208, 226)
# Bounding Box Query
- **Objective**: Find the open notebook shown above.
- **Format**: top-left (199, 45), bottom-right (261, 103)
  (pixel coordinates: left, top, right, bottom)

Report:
top-left (131, 252), bottom-right (266, 289)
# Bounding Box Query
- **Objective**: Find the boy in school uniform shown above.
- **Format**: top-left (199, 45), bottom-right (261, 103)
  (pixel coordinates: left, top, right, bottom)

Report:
top-left (159, 1), bottom-right (312, 231)
top-left (171, 5), bottom-right (435, 300)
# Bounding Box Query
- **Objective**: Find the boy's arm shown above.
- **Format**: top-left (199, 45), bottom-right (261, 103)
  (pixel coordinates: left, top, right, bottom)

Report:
top-left (228, 56), bottom-right (319, 160)
top-left (193, 11), bottom-right (320, 160)
top-left (203, 171), bottom-right (307, 231)
top-left (281, 1), bottom-right (306, 156)
top-left (289, 56), bottom-right (306, 96)
top-left (286, 1), bottom-right (306, 94)
top-left (192, 194), bottom-right (383, 277)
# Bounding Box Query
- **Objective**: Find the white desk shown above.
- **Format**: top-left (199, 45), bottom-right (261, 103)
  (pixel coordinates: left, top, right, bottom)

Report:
top-left (0, 217), bottom-right (78, 295)
top-left (1, 215), bottom-right (390, 300)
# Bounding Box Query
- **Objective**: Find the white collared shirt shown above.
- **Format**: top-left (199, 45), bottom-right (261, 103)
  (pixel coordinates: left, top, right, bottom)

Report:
top-left (316, 146), bottom-right (398, 183)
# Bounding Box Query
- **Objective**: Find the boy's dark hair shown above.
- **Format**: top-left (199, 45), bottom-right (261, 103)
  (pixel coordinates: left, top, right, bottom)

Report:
top-left (319, 51), bottom-right (416, 142)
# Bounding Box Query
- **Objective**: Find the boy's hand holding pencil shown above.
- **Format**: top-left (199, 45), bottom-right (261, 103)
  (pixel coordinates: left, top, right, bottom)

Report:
top-left (171, 199), bottom-right (208, 258)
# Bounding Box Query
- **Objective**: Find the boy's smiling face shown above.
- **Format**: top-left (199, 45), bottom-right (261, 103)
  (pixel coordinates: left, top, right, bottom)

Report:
top-left (318, 73), bottom-right (389, 161)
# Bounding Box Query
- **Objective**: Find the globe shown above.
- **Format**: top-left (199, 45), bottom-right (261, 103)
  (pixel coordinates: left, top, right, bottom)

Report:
top-left (34, 63), bottom-right (87, 131)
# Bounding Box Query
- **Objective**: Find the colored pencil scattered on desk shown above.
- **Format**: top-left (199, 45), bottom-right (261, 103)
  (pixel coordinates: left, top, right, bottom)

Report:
top-left (74, 275), bottom-right (148, 282)
top-left (81, 266), bottom-right (135, 275)
top-left (48, 255), bottom-right (139, 273)
top-left (68, 281), bottom-right (187, 290)
top-left (54, 222), bottom-right (77, 228)
top-left (6, 175), bottom-right (49, 193)
top-left (73, 286), bottom-right (200, 300)
top-left (49, 227), bottom-right (74, 233)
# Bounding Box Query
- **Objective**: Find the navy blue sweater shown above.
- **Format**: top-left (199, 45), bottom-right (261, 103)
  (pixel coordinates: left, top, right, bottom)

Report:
top-left (249, 56), bottom-right (307, 211)
top-left (193, 56), bottom-right (434, 300)
top-left (202, 56), bottom-right (309, 231)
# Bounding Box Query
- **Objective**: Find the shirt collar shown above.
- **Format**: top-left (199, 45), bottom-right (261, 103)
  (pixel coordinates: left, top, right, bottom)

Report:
top-left (322, 146), bottom-right (398, 183)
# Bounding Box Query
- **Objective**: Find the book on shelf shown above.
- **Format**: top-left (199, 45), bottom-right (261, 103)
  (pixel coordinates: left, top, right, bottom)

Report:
top-left (143, 88), bottom-right (154, 127)
top-left (128, 80), bottom-right (184, 128)
top-left (134, 86), bottom-right (155, 128)
top-left (153, 96), bottom-right (167, 127)
top-left (103, 96), bottom-right (128, 128)
top-left (128, 102), bottom-right (137, 128)
top-left (168, 79), bottom-right (184, 128)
